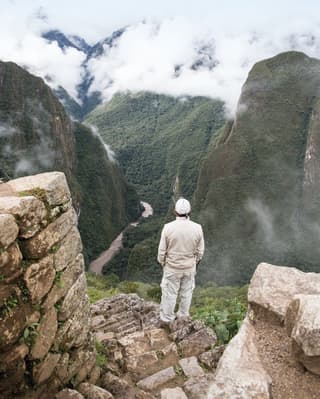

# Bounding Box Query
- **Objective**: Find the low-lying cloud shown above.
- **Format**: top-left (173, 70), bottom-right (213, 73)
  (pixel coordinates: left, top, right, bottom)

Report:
top-left (2, 4), bottom-right (320, 114)
top-left (88, 18), bottom-right (320, 114)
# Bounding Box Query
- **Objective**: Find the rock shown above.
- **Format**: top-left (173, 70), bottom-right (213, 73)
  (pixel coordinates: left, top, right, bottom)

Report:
top-left (42, 254), bottom-right (84, 311)
top-left (135, 391), bottom-right (157, 399)
top-left (146, 328), bottom-right (171, 350)
top-left (20, 207), bottom-right (77, 259)
top-left (179, 356), bottom-right (204, 378)
top-left (0, 343), bottom-right (29, 372)
top-left (0, 195), bottom-right (47, 238)
top-left (0, 214), bottom-right (18, 248)
top-left (23, 255), bottom-right (55, 304)
top-left (178, 327), bottom-right (216, 357)
top-left (198, 345), bottom-right (225, 370)
top-left (7, 172), bottom-right (71, 207)
top-left (56, 389), bottom-right (85, 399)
top-left (136, 367), bottom-right (176, 391)
top-left (101, 372), bottom-right (136, 399)
top-left (0, 295), bottom-right (35, 349)
top-left (58, 273), bottom-right (88, 321)
top-left (169, 318), bottom-right (204, 342)
top-left (208, 317), bottom-right (272, 398)
top-left (183, 374), bottom-right (216, 399)
top-left (248, 263), bottom-right (320, 321)
top-left (158, 342), bottom-right (179, 369)
top-left (32, 352), bottom-right (61, 385)
top-left (88, 366), bottom-right (101, 385)
top-left (160, 387), bottom-right (188, 399)
top-left (74, 351), bottom-right (96, 385)
top-left (31, 307), bottom-right (58, 360)
top-left (67, 346), bottom-right (96, 382)
top-left (0, 242), bottom-right (23, 281)
top-left (54, 353), bottom-right (70, 384)
top-left (285, 294), bottom-right (320, 375)
top-left (54, 296), bottom-right (91, 351)
top-left (77, 383), bottom-right (114, 399)
top-left (52, 226), bottom-right (83, 272)
top-left (126, 351), bottom-right (159, 380)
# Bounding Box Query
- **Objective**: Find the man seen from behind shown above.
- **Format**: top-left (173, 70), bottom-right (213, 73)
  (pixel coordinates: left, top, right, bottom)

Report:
top-left (157, 198), bottom-right (205, 325)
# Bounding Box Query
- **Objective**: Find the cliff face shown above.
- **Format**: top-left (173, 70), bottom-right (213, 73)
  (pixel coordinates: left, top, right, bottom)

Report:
top-left (0, 61), bottom-right (140, 263)
top-left (85, 92), bottom-right (225, 214)
top-left (0, 172), bottom-right (95, 399)
top-left (195, 51), bottom-right (320, 285)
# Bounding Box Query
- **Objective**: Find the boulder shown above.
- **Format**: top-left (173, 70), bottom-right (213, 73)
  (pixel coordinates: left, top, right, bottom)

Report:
top-left (31, 307), bottom-right (58, 360)
top-left (32, 352), bottom-right (61, 385)
top-left (285, 294), bottom-right (320, 375)
top-left (183, 374), bottom-right (216, 399)
top-left (77, 383), bottom-right (114, 399)
top-left (42, 254), bottom-right (84, 311)
top-left (101, 372), bottom-right (136, 399)
top-left (160, 387), bottom-right (188, 399)
top-left (7, 172), bottom-right (71, 207)
top-left (208, 317), bottom-right (272, 398)
top-left (54, 298), bottom-right (91, 351)
top-left (52, 226), bottom-right (83, 272)
top-left (198, 345), bottom-right (225, 370)
top-left (0, 214), bottom-right (18, 249)
top-left (58, 273), bottom-right (88, 321)
top-left (178, 327), bottom-right (216, 357)
top-left (248, 262), bottom-right (320, 321)
top-left (0, 195), bottom-right (47, 238)
top-left (0, 242), bottom-right (23, 281)
top-left (56, 389), bottom-right (85, 399)
top-left (23, 255), bottom-right (55, 304)
top-left (178, 356), bottom-right (204, 378)
top-left (136, 367), bottom-right (176, 391)
top-left (20, 207), bottom-right (77, 259)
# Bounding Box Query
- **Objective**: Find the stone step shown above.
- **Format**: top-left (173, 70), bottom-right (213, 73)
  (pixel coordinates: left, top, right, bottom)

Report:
top-left (137, 367), bottom-right (177, 391)
top-left (116, 325), bottom-right (142, 338)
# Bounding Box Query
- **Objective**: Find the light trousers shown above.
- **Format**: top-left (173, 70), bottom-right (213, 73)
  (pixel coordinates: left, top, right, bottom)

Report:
top-left (160, 268), bottom-right (196, 322)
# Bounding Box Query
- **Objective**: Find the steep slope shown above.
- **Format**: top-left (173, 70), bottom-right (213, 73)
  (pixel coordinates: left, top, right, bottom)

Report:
top-left (0, 60), bottom-right (140, 263)
top-left (86, 92), bottom-right (225, 214)
top-left (194, 51), bottom-right (320, 285)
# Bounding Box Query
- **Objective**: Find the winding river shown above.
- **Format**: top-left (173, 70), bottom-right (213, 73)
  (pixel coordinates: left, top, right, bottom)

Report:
top-left (89, 201), bottom-right (153, 274)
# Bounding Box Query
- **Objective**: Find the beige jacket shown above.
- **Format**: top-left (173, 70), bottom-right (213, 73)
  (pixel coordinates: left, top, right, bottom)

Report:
top-left (157, 216), bottom-right (205, 273)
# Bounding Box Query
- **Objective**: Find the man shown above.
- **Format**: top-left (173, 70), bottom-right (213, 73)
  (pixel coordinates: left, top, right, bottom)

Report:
top-left (157, 198), bottom-right (205, 324)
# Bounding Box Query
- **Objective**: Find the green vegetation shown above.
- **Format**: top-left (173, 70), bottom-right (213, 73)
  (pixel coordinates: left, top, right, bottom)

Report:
top-left (95, 340), bottom-right (109, 368)
top-left (73, 122), bottom-right (141, 263)
top-left (105, 217), bottom-right (163, 282)
top-left (86, 92), bottom-right (225, 214)
top-left (194, 51), bottom-right (320, 285)
top-left (86, 272), bottom-right (247, 343)
top-left (0, 61), bottom-right (141, 266)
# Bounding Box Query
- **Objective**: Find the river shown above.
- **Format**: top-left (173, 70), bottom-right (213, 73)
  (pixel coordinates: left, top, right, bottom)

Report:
top-left (89, 201), bottom-right (153, 274)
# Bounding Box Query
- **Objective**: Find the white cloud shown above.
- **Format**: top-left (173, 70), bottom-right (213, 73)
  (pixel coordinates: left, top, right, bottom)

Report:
top-left (0, 2), bottom-right (85, 100)
top-left (2, 2), bottom-right (320, 114)
top-left (88, 17), bottom-right (320, 114)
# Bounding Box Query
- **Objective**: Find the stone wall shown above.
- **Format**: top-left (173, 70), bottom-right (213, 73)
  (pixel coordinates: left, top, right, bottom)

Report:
top-left (0, 172), bottom-right (95, 399)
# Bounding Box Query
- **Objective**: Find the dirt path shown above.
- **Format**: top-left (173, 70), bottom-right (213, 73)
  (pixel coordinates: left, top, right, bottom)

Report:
top-left (89, 201), bottom-right (153, 274)
top-left (254, 319), bottom-right (320, 399)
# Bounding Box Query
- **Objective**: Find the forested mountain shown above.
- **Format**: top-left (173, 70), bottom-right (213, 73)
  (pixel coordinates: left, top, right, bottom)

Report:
top-left (84, 92), bottom-right (225, 281)
top-left (86, 92), bottom-right (226, 213)
top-left (0, 60), bottom-right (140, 263)
top-left (194, 51), bottom-right (320, 285)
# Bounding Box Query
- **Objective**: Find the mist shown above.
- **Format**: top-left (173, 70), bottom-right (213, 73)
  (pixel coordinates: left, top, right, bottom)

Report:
top-left (1, 4), bottom-right (320, 114)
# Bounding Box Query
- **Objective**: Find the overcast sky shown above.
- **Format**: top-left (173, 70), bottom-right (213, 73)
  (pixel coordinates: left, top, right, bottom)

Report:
top-left (2, 0), bottom-right (320, 113)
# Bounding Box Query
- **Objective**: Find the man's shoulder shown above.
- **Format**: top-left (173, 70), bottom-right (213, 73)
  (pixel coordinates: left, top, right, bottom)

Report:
top-left (189, 220), bottom-right (203, 230)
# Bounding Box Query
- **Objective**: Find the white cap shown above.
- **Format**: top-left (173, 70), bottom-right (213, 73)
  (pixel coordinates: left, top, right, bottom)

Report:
top-left (175, 198), bottom-right (191, 215)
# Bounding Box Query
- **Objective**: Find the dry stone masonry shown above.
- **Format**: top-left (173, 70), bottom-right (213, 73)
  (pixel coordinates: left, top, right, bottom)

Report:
top-left (2, 172), bottom-right (320, 399)
top-left (0, 172), bottom-right (96, 399)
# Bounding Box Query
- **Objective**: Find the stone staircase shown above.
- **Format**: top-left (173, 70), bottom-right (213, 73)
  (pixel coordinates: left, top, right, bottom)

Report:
top-left (90, 294), bottom-right (220, 399)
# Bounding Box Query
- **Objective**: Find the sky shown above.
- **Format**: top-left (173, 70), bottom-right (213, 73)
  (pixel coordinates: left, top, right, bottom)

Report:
top-left (2, 0), bottom-right (320, 113)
